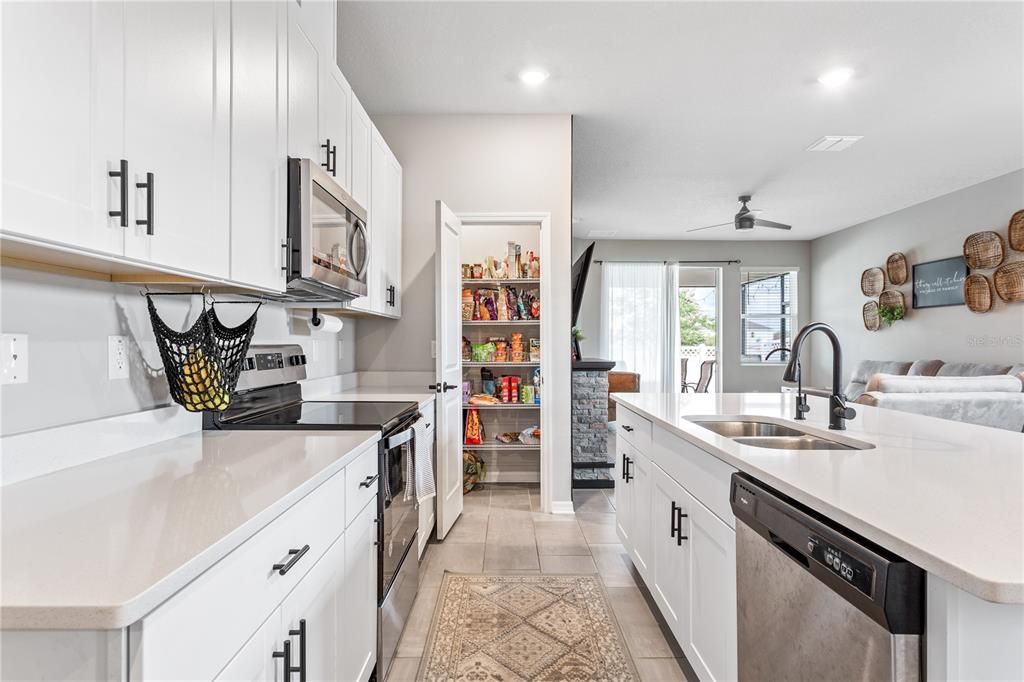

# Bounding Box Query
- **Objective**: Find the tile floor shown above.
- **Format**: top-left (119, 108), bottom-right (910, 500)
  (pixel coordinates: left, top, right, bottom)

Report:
top-left (386, 485), bottom-right (698, 682)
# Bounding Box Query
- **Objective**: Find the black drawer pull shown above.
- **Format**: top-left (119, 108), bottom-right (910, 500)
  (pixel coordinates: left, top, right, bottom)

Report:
top-left (359, 474), bottom-right (379, 489)
top-left (272, 544), bottom-right (310, 575)
top-left (671, 501), bottom-right (680, 539)
top-left (675, 507), bottom-right (689, 545)
top-left (622, 425), bottom-right (634, 432)
top-left (623, 455), bottom-right (633, 483)
top-left (135, 172), bottom-right (154, 235)
top-left (288, 619), bottom-right (306, 682)
top-left (108, 159), bottom-right (128, 227)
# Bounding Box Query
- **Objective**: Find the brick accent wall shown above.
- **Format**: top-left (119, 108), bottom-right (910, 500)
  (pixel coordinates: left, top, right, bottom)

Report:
top-left (572, 370), bottom-right (613, 481)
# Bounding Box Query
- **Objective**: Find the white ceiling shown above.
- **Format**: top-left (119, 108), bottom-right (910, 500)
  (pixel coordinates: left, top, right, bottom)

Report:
top-left (336, 2), bottom-right (1024, 241)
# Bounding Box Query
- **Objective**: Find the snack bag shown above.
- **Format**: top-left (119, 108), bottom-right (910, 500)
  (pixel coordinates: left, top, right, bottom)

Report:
top-left (461, 289), bottom-right (474, 321)
top-left (464, 408), bottom-right (484, 445)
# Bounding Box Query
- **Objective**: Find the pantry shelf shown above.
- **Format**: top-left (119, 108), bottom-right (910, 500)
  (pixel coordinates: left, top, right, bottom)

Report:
top-left (462, 278), bottom-right (540, 285)
top-left (463, 403), bottom-right (540, 409)
top-left (464, 443), bottom-right (541, 451)
top-left (463, 362), bottom-right (540, 368)
top-left (462, 320), bottom-right (540, 326)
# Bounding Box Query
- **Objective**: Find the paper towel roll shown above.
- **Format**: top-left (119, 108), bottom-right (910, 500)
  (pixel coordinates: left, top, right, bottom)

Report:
top-left (308, 313), bottom-right (344, 334)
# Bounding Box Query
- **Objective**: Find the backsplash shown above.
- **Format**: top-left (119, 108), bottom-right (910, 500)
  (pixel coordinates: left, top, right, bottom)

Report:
top-left (0, 266), bottom-right (356, 435)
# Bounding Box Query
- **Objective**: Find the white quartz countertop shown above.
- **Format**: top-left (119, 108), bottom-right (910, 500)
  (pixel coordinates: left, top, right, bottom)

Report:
top-left (611, 392), bottom-right (1024, 604)
top-left (0, 429), bottom-right (380, 630)
top-left (305, 385), bottom-right (437, 411)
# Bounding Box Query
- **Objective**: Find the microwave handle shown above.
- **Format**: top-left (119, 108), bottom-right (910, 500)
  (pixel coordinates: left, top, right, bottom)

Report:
top-left (350, 220), bottom-right (370, 279)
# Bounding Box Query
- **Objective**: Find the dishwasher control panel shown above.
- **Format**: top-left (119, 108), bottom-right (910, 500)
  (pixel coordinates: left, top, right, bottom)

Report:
top-left (807, 535), bottom-right (874, 596)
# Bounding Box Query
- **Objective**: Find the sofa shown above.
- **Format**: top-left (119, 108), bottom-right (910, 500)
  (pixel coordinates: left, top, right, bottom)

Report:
top-left (846, 360), bottom-right (1024, 432)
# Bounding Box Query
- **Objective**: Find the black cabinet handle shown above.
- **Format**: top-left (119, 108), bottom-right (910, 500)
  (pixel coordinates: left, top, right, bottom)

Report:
top-left (622, 425), bottom-right (634, 433)
top-left (108, 159), bottom-right (128, 227)
top-left (675, 506), bottom-right (688, 545)
top-left (273, 635), bottom-right (302, 681)
top-left (386, 284), bottom-right (396, 307)
top-left (331, 144), bottom-right (338, 176)
top-left (321, 139), bottom-right (336, 175)
top-left (288, 619), bottom-right (306, 682)
top-left (623, 455), bottom-right (633, 483)
top-left (621, 453), bottom-right (627, 481)
top-left (135, 172), bottom-right (154, 235)
top-left (671, 501), bottom-right (680, 539)
top-left (359, 474), bottom-right (379, 489)
top-left (272, 544), bottom-right (310, 575)
top-left (281, 240), bottom-right (289, 273)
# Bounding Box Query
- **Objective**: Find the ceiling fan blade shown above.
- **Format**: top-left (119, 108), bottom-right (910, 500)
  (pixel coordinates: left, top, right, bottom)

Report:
top-left (754, 218), bottom-right (792, 230)
top-left (687, 222), bottom-right (733, 233)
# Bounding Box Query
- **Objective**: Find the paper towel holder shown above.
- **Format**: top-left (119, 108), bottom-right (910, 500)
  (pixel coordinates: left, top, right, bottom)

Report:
top-left (311, 308), bottom-right (321, 326)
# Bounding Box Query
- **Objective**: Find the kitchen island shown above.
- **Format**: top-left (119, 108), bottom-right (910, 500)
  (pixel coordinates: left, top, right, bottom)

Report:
top-left (611, 391), bottom-right (1024, 682)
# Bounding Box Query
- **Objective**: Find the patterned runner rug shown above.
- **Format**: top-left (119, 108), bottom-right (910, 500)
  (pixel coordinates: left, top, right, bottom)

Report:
top-left (418, 573), bottom-right (639, 681)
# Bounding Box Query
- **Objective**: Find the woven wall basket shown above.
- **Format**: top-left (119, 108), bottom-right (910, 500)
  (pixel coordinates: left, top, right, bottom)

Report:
top-left (886, 252), bottom-right (909, 285)
top-left (963, 273), bottom-right (993, 313)
top-left (879, 289), bottom-right (905, 311)
top-left (1009, 209), bottom-right (1024, 252)
top-left (861, 267), bottom-right (884, 296)
top-left (862, 300), bottom-right (880, 331)
top-left (963, 231), bottom-right (1005, 269)
top-left (993, 261), bottom-right (1024, 303)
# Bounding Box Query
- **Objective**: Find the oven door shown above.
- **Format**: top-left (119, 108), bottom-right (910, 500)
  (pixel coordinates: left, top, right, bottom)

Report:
top-left (380, 424), bottom-right (420, 598)
top-left (287, 157), bottom-right (369, 299)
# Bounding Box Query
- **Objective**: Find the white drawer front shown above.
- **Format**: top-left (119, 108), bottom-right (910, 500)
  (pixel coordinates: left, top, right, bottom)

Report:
top-left (132, 469), bottom-right (347, 682)
top-left (346, 444), bottom-right (379, 528)
top-left (650, 425), bottom-right (737, 528)
top-left (617, 407), bottom-right (652, 452)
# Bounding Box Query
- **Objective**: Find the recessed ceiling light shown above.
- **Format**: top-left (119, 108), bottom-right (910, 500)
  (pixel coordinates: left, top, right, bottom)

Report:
top-left (519, 68), bottom-right (549, 86)
top-left (817, 67), bottom-right (855, 88)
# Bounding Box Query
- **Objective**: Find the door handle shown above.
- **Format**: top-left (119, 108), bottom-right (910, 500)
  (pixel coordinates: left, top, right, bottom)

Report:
top-left (442, 382), bottom-right (457, 392)
top-left (272, 544), bottom-right (310, 575)
top-left (135, 172), bottom-right (154, 235)
top-left (108, 159), bottom-right (128, 227)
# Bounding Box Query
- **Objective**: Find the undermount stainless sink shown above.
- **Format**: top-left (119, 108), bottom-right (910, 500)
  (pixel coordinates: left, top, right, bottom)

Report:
top-left (689, 419), bottom-right (873, 450)
top-left (732, 436), bottom-right (856, 451)
top-left (691, 420), bottom-right (806, 438)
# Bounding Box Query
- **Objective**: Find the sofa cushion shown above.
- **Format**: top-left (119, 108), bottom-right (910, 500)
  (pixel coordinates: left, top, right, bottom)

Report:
top-left (845, 360), bottom-right (913, 400)
top-left (864, 373), bottom-right (1024, 394)
top-left (935, 362), bottom-right (1013, 377)
top-left (907, 359), bottom-right (944, 376)
top-left (855, 392), bottom-right (1024, 432)
top-left (1010, 365), bottom-right (1024, 387)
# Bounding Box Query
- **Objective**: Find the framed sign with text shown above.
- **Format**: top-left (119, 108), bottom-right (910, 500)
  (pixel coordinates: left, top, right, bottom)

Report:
top-left (912, 256), bottom-right (969, 309)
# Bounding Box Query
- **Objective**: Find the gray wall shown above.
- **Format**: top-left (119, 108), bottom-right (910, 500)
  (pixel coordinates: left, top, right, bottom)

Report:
top-left (809, 169), bottom-right (1024, 387)
top-left (0, 266), bottom-right (356, 435)
top-left (573, 239), bottom-right (812, 392)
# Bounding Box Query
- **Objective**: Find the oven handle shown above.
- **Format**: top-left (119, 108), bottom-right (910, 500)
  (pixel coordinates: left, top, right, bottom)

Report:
top-left (385, 427), bottom-right (414, 450)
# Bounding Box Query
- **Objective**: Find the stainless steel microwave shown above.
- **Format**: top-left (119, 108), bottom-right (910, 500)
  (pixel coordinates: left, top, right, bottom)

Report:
top-left (285, 157), bottom-right (369, 302)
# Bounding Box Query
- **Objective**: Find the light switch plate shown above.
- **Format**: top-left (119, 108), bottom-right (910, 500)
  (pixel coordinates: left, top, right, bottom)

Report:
top-left (1, 334), bottom-right (29, 385)
top-left (108, 336), bottom-right (130, 380)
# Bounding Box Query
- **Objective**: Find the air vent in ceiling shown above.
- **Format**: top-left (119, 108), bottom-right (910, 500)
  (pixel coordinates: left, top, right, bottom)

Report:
top-left (587, 230), bottom-right (618, 238)
top-left (806, 135), bottom-right (863, 152)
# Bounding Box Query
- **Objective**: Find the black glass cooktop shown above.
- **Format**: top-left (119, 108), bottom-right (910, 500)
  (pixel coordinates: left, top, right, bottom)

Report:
top-left (233, 400), bottom-right (419, 432)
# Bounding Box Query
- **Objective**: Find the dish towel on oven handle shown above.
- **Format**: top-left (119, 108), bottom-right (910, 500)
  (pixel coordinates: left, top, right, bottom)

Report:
top-left (404, 415), bottom-right (436, 504)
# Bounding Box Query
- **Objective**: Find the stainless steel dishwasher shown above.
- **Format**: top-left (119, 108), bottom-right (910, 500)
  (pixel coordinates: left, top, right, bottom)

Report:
top-left (730, 474), bottom-right (924, 681)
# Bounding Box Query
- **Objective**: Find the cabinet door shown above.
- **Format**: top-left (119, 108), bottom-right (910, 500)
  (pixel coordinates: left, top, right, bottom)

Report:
top-left (650, 466), bottom-right (691, 647)
top-left (614, 436), bottom-right (633, 552)
top-left (319, 66), bottom-right (351, 191)
top-left (122, 0), bottom-right (230, 278)
top-left (291, 0), bottom-right (335, 66)
top-left (1, 0), bottom-right (125, 255)
top-left (340, 498), bottom-right (378, 682)
top-left (629, 448), bottom-right (653, 581)
top-left (230, 0), bottom-right (287, 291)
top-left (347, 128), bottom-right (387, 314)
top-left (385, 151), bottom-right (403, 316)
top-left (215, 609), bottom-right (280, 682)
top-left (286, 6), bottom-right (321, 162)
top-left (279, 533), bottom-right (345, 682)
top-left (685, 490), bottom-right (737, 682)
top-left (349, 94), bottom-right (372, 210)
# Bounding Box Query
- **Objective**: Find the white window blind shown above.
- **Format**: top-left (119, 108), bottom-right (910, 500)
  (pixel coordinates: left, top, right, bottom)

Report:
top-left (740, 269), bottom-right (797, 364)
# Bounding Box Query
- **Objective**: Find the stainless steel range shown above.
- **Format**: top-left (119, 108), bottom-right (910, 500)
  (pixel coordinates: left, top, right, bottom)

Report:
top-left (204, 344), bottom-right (420, 681)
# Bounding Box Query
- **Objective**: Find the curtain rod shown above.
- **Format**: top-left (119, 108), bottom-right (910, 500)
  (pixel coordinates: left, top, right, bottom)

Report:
top-left (592, 259), bottom-right (741, 265)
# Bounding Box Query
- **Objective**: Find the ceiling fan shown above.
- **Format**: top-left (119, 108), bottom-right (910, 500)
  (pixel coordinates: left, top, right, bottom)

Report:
top-left (687, 195), bottom-right (792, 232)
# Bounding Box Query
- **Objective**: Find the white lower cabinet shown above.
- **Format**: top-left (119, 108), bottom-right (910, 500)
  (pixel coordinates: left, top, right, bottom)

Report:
top-left (340, 498), bottom-right (379, 682)
top-left (215, 608), bottom-right (279, 682)
top-left (615, 408), bottom-right (737, 682)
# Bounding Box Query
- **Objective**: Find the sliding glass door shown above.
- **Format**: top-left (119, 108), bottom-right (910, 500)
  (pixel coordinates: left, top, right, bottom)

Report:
top-left (679, 267), bottom-right (721, 393)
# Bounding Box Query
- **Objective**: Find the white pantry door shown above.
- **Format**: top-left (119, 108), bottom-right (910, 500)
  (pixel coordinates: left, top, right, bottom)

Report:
top-left (434, 201), bottom-right (464, 540)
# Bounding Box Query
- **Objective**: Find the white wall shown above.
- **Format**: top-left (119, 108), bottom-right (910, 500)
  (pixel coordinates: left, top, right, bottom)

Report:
top-left (354, 114), bottom-right (573, 505)
top-left (0, 266), bottom-right (356, 435)
top-left (573, 239), bottom-right (812, 392)
top-left (809, 169), bottom-right (1024, 387)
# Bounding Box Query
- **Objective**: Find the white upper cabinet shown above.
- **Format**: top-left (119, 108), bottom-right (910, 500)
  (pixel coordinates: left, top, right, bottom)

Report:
top-left (349, 94), bottom-right (372, 211)
top-left (1, 0), bottom-right (125, 255)
top-left (386, 153), bottom-right (403, 316)
top-left (121, 0), bottom-right (231, 279)
top-left (319, 68), bottom-right (352, 192)
top-left (230, 0), bottom-right (288, 292)
top-left (286, 5), bottom-right (321, 162)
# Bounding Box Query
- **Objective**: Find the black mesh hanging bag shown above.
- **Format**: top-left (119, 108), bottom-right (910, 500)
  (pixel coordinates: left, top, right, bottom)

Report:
top-left (147, 295), bottom-right (260, 412)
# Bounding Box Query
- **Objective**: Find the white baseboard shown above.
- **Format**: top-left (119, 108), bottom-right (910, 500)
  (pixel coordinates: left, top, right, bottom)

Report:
top-left (549, 500), bottom-right (576, 514)
top-left (1, 404), bottom-right (200, 486)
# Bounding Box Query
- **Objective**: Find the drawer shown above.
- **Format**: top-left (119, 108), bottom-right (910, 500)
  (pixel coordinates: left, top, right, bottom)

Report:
top-left (131, 469), bottom-right (347, 682)
top-left (649, 424), bottom-right (737, 528)
top-left (345, 443), bottom-right (379, 528)
top-left (617, 407), bottom-right (652, 451)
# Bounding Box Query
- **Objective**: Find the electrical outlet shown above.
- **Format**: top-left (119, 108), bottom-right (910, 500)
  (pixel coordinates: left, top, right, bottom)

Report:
top-left (1, 334), bottom-right (29, 385)
top-left (108, 335), bottom-right (130, 380)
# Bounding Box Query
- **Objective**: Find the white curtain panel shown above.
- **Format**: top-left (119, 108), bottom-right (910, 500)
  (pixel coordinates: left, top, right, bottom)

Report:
top-left (600, 262), bottom-right (680, 393)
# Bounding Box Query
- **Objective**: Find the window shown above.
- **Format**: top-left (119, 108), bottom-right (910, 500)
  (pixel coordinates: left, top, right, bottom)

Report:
top-left (740, 268), bottom-right (797, 364)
